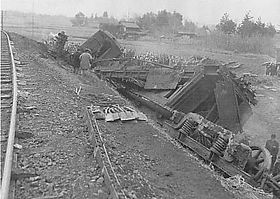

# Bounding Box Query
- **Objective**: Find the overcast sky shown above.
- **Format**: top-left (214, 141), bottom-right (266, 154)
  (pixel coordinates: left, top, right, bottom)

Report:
top-left (2, 0), bottom-right (280, 26)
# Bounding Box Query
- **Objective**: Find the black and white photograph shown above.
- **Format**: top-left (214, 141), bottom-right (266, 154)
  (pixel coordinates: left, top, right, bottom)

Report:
top-left (1, 0), bottom-right (280, 198)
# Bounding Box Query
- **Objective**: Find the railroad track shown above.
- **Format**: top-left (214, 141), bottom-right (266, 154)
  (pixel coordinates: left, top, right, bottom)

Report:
top-left (85, 106), bottom-right (128, 199)
top-left (1, 30), bottom-right (18, 199)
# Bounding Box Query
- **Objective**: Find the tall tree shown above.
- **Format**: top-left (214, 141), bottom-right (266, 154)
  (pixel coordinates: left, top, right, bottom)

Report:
top-left (184, 20), bottom-right (197, 32)
top-left (169, 11), bottom-right (183, 28)
top-left (156, 10), bottom-right (169, 27)
top-left (265, 23), bottom-right (276, 37)
top-left (237, 12), bottom-right (256, 37)
top-left (103, 11), bottom-right (108, 18)
top-left (137, 12), bottom-right (157, 29)
top-left (255, 17), bottom-right (265, 36)
top-left (216, 13), bottom-right (237, 34)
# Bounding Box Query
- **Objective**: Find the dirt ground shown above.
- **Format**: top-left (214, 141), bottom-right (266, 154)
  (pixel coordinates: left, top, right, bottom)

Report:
top-left (8, 31), bottom-right (280, 199)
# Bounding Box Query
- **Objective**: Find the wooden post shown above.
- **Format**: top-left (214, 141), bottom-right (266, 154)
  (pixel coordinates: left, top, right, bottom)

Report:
top-left (276, 48), bottom-right (280, 63)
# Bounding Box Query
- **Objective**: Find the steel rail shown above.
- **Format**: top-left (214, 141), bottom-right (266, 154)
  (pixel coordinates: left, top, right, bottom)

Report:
top-left (1, 30), bottom-right (18, 199)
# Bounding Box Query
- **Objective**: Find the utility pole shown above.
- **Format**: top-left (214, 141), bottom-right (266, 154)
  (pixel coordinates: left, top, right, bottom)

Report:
top-left (1, 10), bottom-right (4, 30)
top-left (32, 0), bottom-right (35, 39)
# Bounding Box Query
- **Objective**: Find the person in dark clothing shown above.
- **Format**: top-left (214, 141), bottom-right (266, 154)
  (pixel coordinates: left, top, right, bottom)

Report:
top-left (273, 156), bottom-right (280, 177)
top-left (72, 49), bottom-right (82, 74)
top-left (271, 63), bottom-right (278, 76)
top-left (265, 134), bottom-right (279, 171)
top-left (265, 64), bottom-right (271, 75)
top-left (55, 31), bottom-right (68, 57)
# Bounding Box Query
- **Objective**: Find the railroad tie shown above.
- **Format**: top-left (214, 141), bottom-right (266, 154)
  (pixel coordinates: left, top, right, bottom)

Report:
top-left (1, 79), bottom-right (12, 84)
top-left (1, 72), bottom-right (11, 76)
top-left (1, 75), bottom-right (12, 80)
top-left (1, 62), bottom-right (11, 65)
top-left (1, 88), bottom-right (12, 94)
top-left (1, 105), bottom-right (12, 109)
top-left (1, 94), bottom-right (12, 100)
top-left (1, 69), bottom-right (12, 73)
top-left (1, 66), bottom-right (11, 69)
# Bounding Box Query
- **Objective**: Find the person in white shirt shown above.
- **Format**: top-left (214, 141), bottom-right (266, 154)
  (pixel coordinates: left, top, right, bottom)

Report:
top-left (79, 49), bottom-right (93, 75)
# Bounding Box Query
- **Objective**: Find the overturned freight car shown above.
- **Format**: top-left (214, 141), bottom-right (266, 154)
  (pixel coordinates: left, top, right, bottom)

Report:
top-left (96, 58), bottom-right (256, 133)
top-left (94, 57), bottom-right (280, 196)
top-left (81, 30), bottom-right (122, 59)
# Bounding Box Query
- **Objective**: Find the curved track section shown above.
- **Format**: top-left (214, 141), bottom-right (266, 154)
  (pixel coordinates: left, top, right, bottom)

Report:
top-left (1, 30), bottom-right (18, 199)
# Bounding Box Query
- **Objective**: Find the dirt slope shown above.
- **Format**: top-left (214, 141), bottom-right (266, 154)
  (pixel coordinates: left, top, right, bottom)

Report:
top-left (9, 32), bottom-right (237, 199)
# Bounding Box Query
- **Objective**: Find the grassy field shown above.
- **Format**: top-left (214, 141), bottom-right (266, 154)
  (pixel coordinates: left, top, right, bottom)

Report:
top-left (3, 11), bottom-right (97, 43)
top-left (5, 25), bottom-right (97, 43)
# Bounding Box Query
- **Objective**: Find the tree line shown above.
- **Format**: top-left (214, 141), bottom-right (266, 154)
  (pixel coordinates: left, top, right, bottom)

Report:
top-left (135, 10), bottom-right (277, 38)
top-left (216, 12), bottom-right (276, 37)
top-left (70, 10), bottom-right (277, 38)
top-left (136, 10), bottom-right (204, 34)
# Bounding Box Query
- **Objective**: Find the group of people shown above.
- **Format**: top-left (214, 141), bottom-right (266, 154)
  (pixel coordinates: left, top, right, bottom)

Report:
top-left (71, 48), bottom-right (93, 75)
top-left (46, 31), bottom-right (69, 57)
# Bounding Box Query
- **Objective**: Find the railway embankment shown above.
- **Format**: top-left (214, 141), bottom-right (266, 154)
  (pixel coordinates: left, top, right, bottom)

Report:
top-left (9, 32), bottom-right (244, 199)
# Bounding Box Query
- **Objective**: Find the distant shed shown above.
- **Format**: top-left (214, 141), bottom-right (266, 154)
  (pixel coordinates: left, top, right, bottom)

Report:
top-left (119, 21), bottom-right (141, 32)
top-left (175, 32), bottom-right (197, 38)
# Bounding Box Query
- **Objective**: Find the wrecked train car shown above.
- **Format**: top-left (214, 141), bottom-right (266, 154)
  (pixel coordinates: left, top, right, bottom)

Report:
top-left (95, 57), bottom-right (279, 196)
top-left (96, 58), bottom-right (256, 133)
top-left (81, 30), bottom-right (122, 59)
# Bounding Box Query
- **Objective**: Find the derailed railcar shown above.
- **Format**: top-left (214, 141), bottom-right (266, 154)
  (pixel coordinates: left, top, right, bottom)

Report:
top-left (81, 30), bottom-right (122, 59)
top-left (95, 58), bottom-right (280, 196)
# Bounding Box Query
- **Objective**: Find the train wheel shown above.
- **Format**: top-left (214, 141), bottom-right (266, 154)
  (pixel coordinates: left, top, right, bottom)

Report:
top-left (244, 146), bottom-right (271, 181)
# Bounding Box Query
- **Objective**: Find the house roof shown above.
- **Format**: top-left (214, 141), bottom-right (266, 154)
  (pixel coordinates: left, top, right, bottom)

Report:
top-left (119, 21), bottom-right (140, 29)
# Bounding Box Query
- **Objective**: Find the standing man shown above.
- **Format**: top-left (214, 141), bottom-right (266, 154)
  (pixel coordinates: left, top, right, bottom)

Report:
top-left (271, 63), bottom-right (277, 76)
top-left (273, 156), bottom-right (280, 177)
top-left (79, 49), bottom-right (93, 75)
top-left (265, 134), bottom-right (279, 171)
top-left (265, 63), bottom-right (272, 76)
top-left (72, 48), bottom-right (82, 74)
